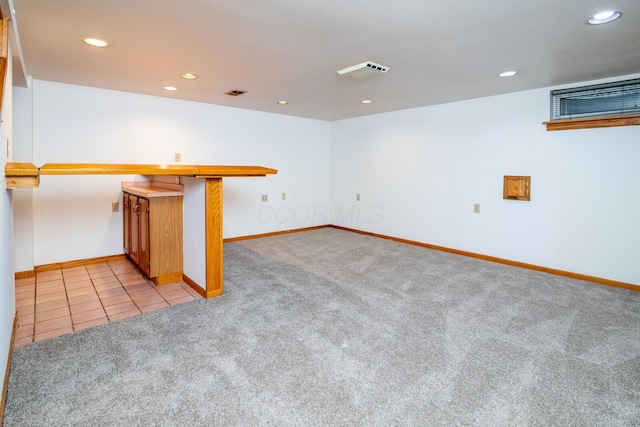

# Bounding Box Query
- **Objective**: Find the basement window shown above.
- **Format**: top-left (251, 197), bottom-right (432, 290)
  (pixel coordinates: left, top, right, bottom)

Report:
top-left (551, 78), bottom-right (640, 120)
top-left (545, 78), bottom-right (640, 130)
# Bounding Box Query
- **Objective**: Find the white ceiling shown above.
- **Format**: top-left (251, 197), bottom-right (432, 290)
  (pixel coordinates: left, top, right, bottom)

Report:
top-left (6, 0), bottom-right (640, 121)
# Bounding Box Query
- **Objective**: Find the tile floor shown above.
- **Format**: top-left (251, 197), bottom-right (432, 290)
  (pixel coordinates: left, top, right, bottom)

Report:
top-left (13, 259), bottom-right (203, 347)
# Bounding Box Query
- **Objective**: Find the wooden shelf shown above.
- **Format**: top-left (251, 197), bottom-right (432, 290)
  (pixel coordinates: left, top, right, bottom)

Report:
top-left (4, 162), bottom-right (39, 188)
top-left (40, 163), bottom-right (200, 176)
top-left (5, 163), bottom-right (278, 188)
top-left (193, 165), bottom-right (279, 177)
top-left (543, 113), bottom-right (640, 131)
top-left (38, 163), bottom-right (277, 177)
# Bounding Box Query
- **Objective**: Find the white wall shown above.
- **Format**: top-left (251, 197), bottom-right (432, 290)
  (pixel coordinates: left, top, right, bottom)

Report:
top-left (1, 52), bottom-right (15, 402)
top-left (182, 177), bottom-right (205, 289)
top-left (12, 81), bottom-right (34, 272)
top-left (20, 80), bottom-right (330, 266)
top-left (12, 74), bottom-right (640, 287)
top-left (331, 74), bottom-right (640, 285)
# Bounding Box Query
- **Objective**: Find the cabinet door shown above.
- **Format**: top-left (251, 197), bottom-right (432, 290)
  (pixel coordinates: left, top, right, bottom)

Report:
top-left (130, 196), bottom-right (140, 265)
top-left (123, 193), bottom-right (131, 256)
top-left (138, 197), bottom-right (150, 276)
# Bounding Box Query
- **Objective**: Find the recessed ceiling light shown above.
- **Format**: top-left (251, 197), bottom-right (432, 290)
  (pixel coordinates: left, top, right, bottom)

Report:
top-left (587, 10), bottom-right (622, 25)
top-left (83, 38), bottom-right (109, 47)
top-left (499, 70), bottom-right (518, 77)
top-left (361, 99), bottom-right (373, 104)
top-left (163, 86), bottom-right (178, 91)
top-left (277, 101), bottom-right (288, 105)
top-left (180, 73), bottom-right (198, 80)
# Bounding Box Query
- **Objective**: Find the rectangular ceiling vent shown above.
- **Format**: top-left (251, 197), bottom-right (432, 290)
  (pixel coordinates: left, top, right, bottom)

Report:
top-left (225, 89), bottom-right (247, 96)
top-left (337, 61), bottom-right (389, 79)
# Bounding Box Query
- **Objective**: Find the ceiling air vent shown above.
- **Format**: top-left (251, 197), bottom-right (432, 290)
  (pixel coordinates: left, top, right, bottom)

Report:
top-left (337, 61), bottom-right (389, 79)
top-left (225, 89), bottom-right (247, 96)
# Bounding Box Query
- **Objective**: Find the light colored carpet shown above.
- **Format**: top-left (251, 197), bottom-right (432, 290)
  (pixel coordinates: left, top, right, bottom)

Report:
top-left (5, 228), bottom-right (640, 426)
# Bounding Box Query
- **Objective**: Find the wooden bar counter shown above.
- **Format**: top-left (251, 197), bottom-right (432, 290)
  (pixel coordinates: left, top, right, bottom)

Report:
top-left (5, 162), bottom-right (278, 298)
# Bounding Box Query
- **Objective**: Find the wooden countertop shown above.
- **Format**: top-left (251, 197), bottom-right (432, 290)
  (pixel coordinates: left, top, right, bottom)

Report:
top-left (38, 163), bottom-right (277, 177)
top-left (5, 162), bottom-right (278, 188)
top-left (4, 162), bottom-right (39, 176)
top-left (122, 181), bottom-right (184, 198)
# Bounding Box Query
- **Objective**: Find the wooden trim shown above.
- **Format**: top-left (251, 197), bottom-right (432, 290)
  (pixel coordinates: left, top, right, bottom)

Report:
top-left (14, 270), bottom-right (35, 280)
top-left (205, 178), bottom-right (224, 298)
top-left (543, 113), bottom-right (640, 131)
top-left (329, 225), bottom-right (640, 292)
top-left (0, 56), bottom-right (6, 124)
top-left (223, 225), bottom-right (330, 243)
top-left (182, 274), bottom-right (206, 298)
top-left (152, 272), bottom-right (184, 286)
top-left (0, 17), bottom-right (7, 59)
top-left (1, 312), bottom-right (18, 426)
top-left (0, 17), bottom-right (7, 125)
top-left (206, 289), bottom-right (224, 299)
top-left (5, 175), bottom-right (39, 189)
top-left (3, 29), bottom-right (14, 427)
top-left (35, 254), bottom-right (127, 272)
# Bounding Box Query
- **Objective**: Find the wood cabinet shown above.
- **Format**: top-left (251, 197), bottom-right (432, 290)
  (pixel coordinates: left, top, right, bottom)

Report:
top-left (122, 181), bottom-right (183, 285)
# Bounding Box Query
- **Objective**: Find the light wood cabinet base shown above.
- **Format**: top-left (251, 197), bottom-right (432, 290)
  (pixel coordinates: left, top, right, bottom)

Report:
top-left (152, 272), bottom-right (184, 285)
top-left (123, 182), bottom-right (184, 286)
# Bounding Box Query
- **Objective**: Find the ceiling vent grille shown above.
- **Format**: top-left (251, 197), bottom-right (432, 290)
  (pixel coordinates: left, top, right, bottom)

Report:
top-left (337, 61), bottom-right (389, 79)
top-left (225, 89), bottom-right (247, 96)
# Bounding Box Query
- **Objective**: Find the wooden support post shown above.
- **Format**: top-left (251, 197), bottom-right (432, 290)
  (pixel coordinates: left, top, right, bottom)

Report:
top-left (204, 178), bottom-right (224, 298)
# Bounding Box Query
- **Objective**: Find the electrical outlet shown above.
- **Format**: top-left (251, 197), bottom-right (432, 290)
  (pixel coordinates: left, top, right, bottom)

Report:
top-left (174, 153), bottom-right (181, 162)
top-left (261, 194), bottom-right (268, 202)
top-left (282, 193), bottom-right (286, 201)
top-left (357, 193), bottom-right (361, 201)
top-left (474, 203), bottom-right (480, 213)
top-left (112, 202), bottom-right (119, 212)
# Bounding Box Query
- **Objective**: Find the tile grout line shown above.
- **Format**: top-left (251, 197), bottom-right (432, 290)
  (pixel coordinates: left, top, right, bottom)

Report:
top-left (15, 280), bottom-right (36, 346)
top-left (108, 261), bottom-right (195, 309)
top-left (41, 267), bottom-right (77, 340)
top-left (15, 261), bottom-right (202, 347)
top-left (106, 261), bottom-right (143, 320)
top-left (73, 265), bottom-right (106, 331)
top-left (34, 270), bottom-right (67, 343)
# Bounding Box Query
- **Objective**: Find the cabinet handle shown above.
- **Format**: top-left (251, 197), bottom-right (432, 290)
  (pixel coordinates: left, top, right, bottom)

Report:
top-left (133, 204), bottom-right (140, 213)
